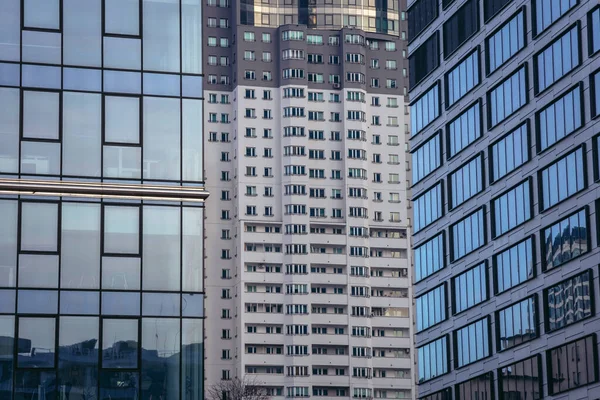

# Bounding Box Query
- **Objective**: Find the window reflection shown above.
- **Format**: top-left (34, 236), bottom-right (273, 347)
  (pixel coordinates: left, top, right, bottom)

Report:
top-left (143, 0), bottom-right (180, 72)
top-left (542, 208), bottom-right (588, 270)
top-left (499, 355), bottom-right (541, 400)
top-left (102, 257), bottom-right (141, 290)
top-left (143, 97), bottom-right (181, 180)
top-left (24, 0), bottom-right (60, 30)
top-left (141, 318), bottom-right (180, 399)
top-left (0, 88), bottom-right (19, 173)
top-left (0, 316), bottom-right (14, 398)
top-left (17, 317), bottom-right (56, 368)
top-left (105, 96), bottom-right (141, 144)
top-left (547, 335), bottom-right (597, 394)
top-left (0, 200), bottom-right (18, 287)
top-left (20, 141), bottom-right (61, 175)
top-left (181, 319), bottom-right (203, 400)
top-left (143, 206), bottom-right (180, 291)
top-left (23, 91), bottom-right (59, 140)
top-left (182, 207), bottom-right (203, 291)
top-left (104, 206), bottom-right (140, 255)
top-left (22, 31), bottom-right (61, 64)
top-left (0, 0), bottom-right (20, 61)
top-left (100, 371), bottom-right (139, 400)
top-left (14, 370), bottom-right (56, 400)
top-left (103, 37), bottom-right (141, 70)
top-left (105, 0), bottom-right (140, 36)
top-left (18, 254), bottom-right (59, 288)
top-left (102, 319), bottom-right (138, 369)
top-left (63, 0), bottom-right (102, 67)
top-left (496, 296), bottom-right (537, 351)
top-left (103, 145), bottom-right (142, 179)
top-left (21, 202), bottom-right (58, 252)
top-left (455, 372), bottom-right (493, 399)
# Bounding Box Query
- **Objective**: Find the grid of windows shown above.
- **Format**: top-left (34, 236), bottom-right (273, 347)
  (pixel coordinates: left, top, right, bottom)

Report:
top-left (445, 48), bottom-right (480, 108)
top-left (536, 84), bottom-right (583, 152)
top-left (450, 206), bottom-right (485, 262)
top-left (542, 207), bottom-right (589, 271)
top-left (413, 182), bottom-right (444, 234)
top-left (486, 8), bottom-right (526, 75)
top-left (547, 334), bottom-right (598, 395)
top-left (545, 270), bottom-right (594, 332)
top-left (414, 233), bottom-right (445, 282)
top-left (416, 284), bottom-right (447, 332)
top-left (446, 100), bottom-right (482, 159)
top-left (442, 0), bottom-right (479, 58)
top-left (489, 121), bottom-right (529, 182)
top-left (533, 0), bottom-right (577, 36)
top-left (491, 178), bottom-right (532, 238)
top-left (487, 64), bottom-right (528, 129)
top-left (452, 262), bottom-right (487, 314)
top-left (494, 236), bottom-right (535, 294)
top-left (496, 295), bottom-right (538, 351)
top-left (453, 317), bottom-right (490, 368)
top-left (498, 356), bottom-right (542, 399)
top-left (409, 32), bottom-right (440, 89)
top-left (455, 372), bottom-right (494, 399)
top-left (411, 82), bottom-right (440, 136)
top-left (534, 23), bottom-right (580, 94)
top-left (417, 336), bottom-right (449, 383)
top-left (538, 146), bottom-right (586, 212)
top-left (448, 153), bottom-right (484, 209)
top-left (412, 131), bottom-right (442, 184)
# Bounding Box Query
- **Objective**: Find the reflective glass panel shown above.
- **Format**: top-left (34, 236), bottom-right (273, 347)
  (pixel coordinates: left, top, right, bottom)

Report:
top-left (18, 254), bottom-right (59, 288)
top-left (24, 0), bottom-right (60, 29)
top-left (22, 65), bottom-right (61, 89)
top-left (60, 291), bottom-right (100, 315)
top-left (143, 97), bottom-right (181, 180)
top-left (499, 356), bottom-right (541, 400)
top-left (105, 96), bottom-right (140, 144)
top-left (454, 317), bottom-right (490, 367)
top-left (182, 294), bottom-right (204, 317)
top-left (0, 88), bottom-right (19, 173)
top-left (181, 319), bottom-right (203, 400)
top-left (417, 336), bottom-right (448, 383)
top-left (63, 92), bottom-right (102, 177)
top-left (143, 0), bottom-right (180, 72)
top-left (21, 202), bottom-right (58, 252)
top-left (182, 207), bottom-right (203, 291)
top-left (414, 233), bottom-right (444, 282)
top-left (141, 318), bottom-right (180, 399)
top-left (17, 290), bottom-right (58, 314)
top-left (101, 257), bottom-right (141, 291)
top-left (143, 206), bottom-right (180, 290)
top-left (63, 68), bottom-right (102, 92)
top-left (22, 31), bottom-right (61, 64)
top-left (23, 91), bottom-right (59, 140)
top-left (182, 100), bottom-right (204, 182)
top-left (0, 0), bottom-right (20, 61)
top-left (547, 335), bottom-right (597, 394)
top-left (102, 319), bottom-right (138, 369)
top-left (63, 0), bottom-right (101, 67)
top-left (496, 296), bottom-right (537, 351)
top-left (494, 237), bottom-right (535, 293)
top-left (21, 141), bottom-right (61, 175)
top-left (182, 0), bottom-right (202, 74)
top-left (416, 284), bottom-right (446, 332)
top-left (105, 0), bottom-right (140, 36)
top-left (0, 62), bottom-right (19, 86)
top-left (101, 292), bottom-right (140, 316)
top-left (17, 317), bottom-right (56, 368)
top-left (14, 370), bottom-right (56, 400)
top-left (0, 290), bottom-right (15, 313)
top-left (142, 293), bottom-right (180, 316)
top-left (545, 270), bottom-right (593, 331)
top-left (0, 316), bottom-right (14, 398)
top-left (104, 206), bottom-right (140, 254)
top-left (103, 70), bottom-right (141, 94)
top-left (0, 200), bottom-right (17, 287)
top-left (452, 262), bottom-right (487, 314)
top-left (103, 37), bottom-right (141, 70)
top-left (100, 371), bottom-right (139, 399)
top-left (103, 145), bottom-right (142, 179)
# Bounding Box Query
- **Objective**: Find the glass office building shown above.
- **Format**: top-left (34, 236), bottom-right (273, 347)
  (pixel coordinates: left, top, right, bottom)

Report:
top-left (409, 0), bottom-right (600, 399)
top-left (0, 1), bottom-right (206, 399)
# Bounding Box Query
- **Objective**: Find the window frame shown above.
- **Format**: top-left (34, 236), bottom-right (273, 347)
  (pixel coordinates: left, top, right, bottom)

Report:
top-left (22, 0), bottom-right (62, 31)
top-left (102, 94), bottom-right (142, 146)
top-left (492, 235), bottom-right (536, 295)
top-left (102, 0), bottom-right (142, 38)
top-left (532, 0), bottom-right (579, 37)
top-left (442, 0), bottom-right (480, 60)
top-left (484, 6), bottom-right (527, 76)
top-left (591, 67), bottom-right (600, 121)
top-left (410, 130), bottom-right (443, 185)
top-left (20, 89), bottom-right (62, 143)
top-left (498, 355), bottom-right (543, 399)
top-left (417, 335), bottom-right (451, 383)
top-left (540, 206), bottom-right (590, 272)
top-left (412, 180), bottom-right (445, 234)
top-left (414, 232), bottom-right (446, 283)
top-left (494, 294), bottom-right (539, 352)
top-left (486, 63), bottom-right (529, 130)
top-left (594, 132), bottom-right (600, 183)
top-left (410, 80), bottom-right (441, 138)
top-left (446, 99), bottom-right (483, 160)
top-left (408, 31), bottom-right (440, 90)
top-left (415, 283), bottom-right (448, 332)
top-left (407, 0), bottom-right (438, 43)
top-left (483, 0), bottom-right (513, 23)
top-left (447, 151), bottom-right (485, 210)
top-left (18, 200), bottom-right (61, 254)
top-left (451, 260), bottom-right (489, 315)
top-left (449, 205), bottom-right (487, 263)
top-left (452, 316), bottom-right (492, 369)
top-left (101, 203), bottom-right (142, 257)
top-left (444, 47), bottom-right (481, 110)
top-left (546, 333), bottom-right (599, 395)
top-left (455, 372), bottom-right (494, 399)
top-left (488, 120), bottom-right (531, 184)
top-left (589, 6), bottom-right (600, 56)
top-left (490, 177), bottom-right (533, 239)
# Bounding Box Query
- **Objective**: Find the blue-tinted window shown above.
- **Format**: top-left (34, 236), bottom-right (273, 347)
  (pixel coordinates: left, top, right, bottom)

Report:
top-left (412, 131), bottom-right (442, 184)
top-left (450, 207), bottom-right (485, 262)
top-left (533, 0), bottom-right (577, 36)
top-left (486, 8), bottom-right (526, 75)
top-left (445, 49), bottom-right (480, 108)
top-left (442, 0), bottom-right (479, 58)
top-left (534, 24), bottom-right (580, 94)
top-left (487, 64), bottom-right (528, 129)
top-left (542, 207), bottom-right (589, 271)
top-left (414, 233), bottom-right (445, 282)
top-left (416, 284), bottom-right (446, 332)
top-left (499, 356), bottom-right (542, 399)
top-left (496, 296), bottom-right (538, 351)
top-left (590, 7), bottom-right (600, 55)
top-left (448, 153), bottom-right (483, 209)
top-left (413, 182), bottom-right (443, 234)
top-left (547, 335), bottom-right (598, 395)
top-left (595, 134), bottom-right (600, 182)
top-left (446, 100), bottom-right (481, 159)
top-left (592, 70), bottom-right (600, 119)
top-left (545, 270), bottom-right (593, 332)
top-left (453, 317), bottom-right (490, 368)
top-left (491, 179), bottom-right (532, 238)
top-left (452, 261), bottom-right (487, 314)
top-left (456, 372), bottom-right (494, 398)
top-left (539, 146), bottom-right (586, 211)
top-left (490, 121), bottom-right (529, 182)
top-left (494, 236), bottom-right (535, 294)
top-left (537, 84), bottom-right (583, 152)
top-left (411, 82), bottom-right (440, 136)
top-left (417, 336), bottom-right (449, 383)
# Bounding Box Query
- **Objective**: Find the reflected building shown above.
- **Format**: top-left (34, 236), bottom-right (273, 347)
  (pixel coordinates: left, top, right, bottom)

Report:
top-left (409, 0), bottom-right (600, 399)
top-left (0, 0), bottom-right (206, 399)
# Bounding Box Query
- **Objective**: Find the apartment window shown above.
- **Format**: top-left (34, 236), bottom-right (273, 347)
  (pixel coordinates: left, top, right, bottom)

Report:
top-left (487, 64), bottom-right (528, 129)
top-left (453, 317), bottom-right (490, 368)
top-left (447, 100), bottom-right (482, 159)
top-left (456, 373), bottom-right (494, 399)
top-left (491, 179), bottom-right (532, 238)
top-left (533, 0), bottom-right (577, 36)
top-left (537, 84), bottom-right (583, 152)
top-left (416, 284), bottom-right (446, 332)
top-left (443, 0), bottom-right (479, 58)
top-left (445, 49), bottom-right (480, 108)
top-left (547, 334), bottom-right (598, 395)
top-left (545, 270), bottom-right (594, 333)
top-left (450, 206), bottom-right (485, 262)
top-left (489, 121), bottom-right (530, 182)
top-left (535, 24), bottom-right (580, 94)
top-left (417, 336), bottom-right (449, 383)
top-left (452, 262), bottom-right (487, 314)
top-left (496, 295), bottom-right (538, 351)
top-left (407, 0), bottom-right (438, 42)
top-left (539, 146), bottom-right (586, 211)
top-left (414, 233), bottom-right (445, 282)
top-left (494, 236), bottom-right (535, 294)
top-left (486, 8), bottom-right (526, 74)
top-left (411, 82), bottom-right (440, 136)
top-left (413, 182), bottom-right (444, 234)
top-left (412, 132), bottom-right (442, 184)
top-left (409, 32), bottom-right (440, 89)
top-left (243, 31), bottom-right (255, 41)
top-left (448, 154), bottom-right (484, 209)
top-left (542, 207), bottom-right (589, 271)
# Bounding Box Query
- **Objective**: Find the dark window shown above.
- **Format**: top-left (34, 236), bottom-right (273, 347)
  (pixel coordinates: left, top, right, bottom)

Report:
top-left (498, 355), bottom-right (542, 399)
top-left (590, 6), bottom-right (600, 56)
top-left (491, 178), bottom-right (532, 238)
top-left (442, 0), bottom-right (456, 9)
top-left (534, 23), bottom-right (580, 94)
top-left (409, 32), bottom-right (440, 89)
top-left (538, 145), bottom-right (586, 211)
top-left (413, 181), bottom-right (444, 234)
top-left (487, 64), bottom-right (528, 129)
top-left (448, 153), bottom-right (484, 209)
top-left (453, 317), bottom-right (490, 368)
top-left (416, 284), bottom-right (447, 332)
top-left (445, 48), bottom-right (480, 108)
top-left (536, 83), bottom-right (583, 153)
top-left (419, 388), bottom-right (452, 400)
top-left (591, 69), bottom-right (600, 119)
top-left (496, 295), bottom-right (538, 351)
top-left (533, 0), bottom-right (577, 36)
top-left (455, 372), bottom-right (494, 398)
top-left (489, 121), bottom-right (530, 183)
top-left (450, 206), bottom-right (485, 262)
top-left (452, 261), bottom-right (487, 314)
top-left (412, 131), bottom-right (442, 185)
top-left (541, 207), bottom-right (589, 271)
top-left (545, 270), bottom-right (594, 332)
top-left (486, 8), bottom-right (526, 75)
top-left (483, 0), bottom-right (512, 22)
top-left (410, 82), bottom-right (440, 136)
top-left (446, 100), bottom-right (482, 159)
top-left (494, 236), bottom-right (535, 294)
top-left (408, 0), bottom-right (438, 42)
top-left (414, 232), bottom-right (445, 282)
top-left (595, 133), bottom-right (600, 182)
top-left (442, 0), bottom-right (479, 59)
top-left (417, 336), bottom-right (449, 383)
top-left (547, 334), bottom-right (598, 395)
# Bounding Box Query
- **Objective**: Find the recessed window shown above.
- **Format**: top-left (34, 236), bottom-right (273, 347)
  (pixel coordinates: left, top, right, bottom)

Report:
top-left (487, 64), bottom-right (528, 129)
top-left (413, 181), bottom-right (444, 234)
top-left (448, 153), bottom-right (484, 209)
top-left (499, 356), bottom-right (542, 399)
top-left (534, 24), bottom-right (580, 94)
top-left (417, 336), bottom-right (449, 383)
top-left (446, 100), bottom-right (481, 159)
top-left (483, 0), bottom-right (513, 22)
top-left (489, 121), bottom-right (529, 182)
top-left (410, 82), bottom-right (440, 136)
top-left (541, 207), bottom-right (589, 271)
top-left (486, 8), bottom-right (525, 75)
top-left (415, 284), bottom-right (446, 332)
top-left (547, 335), bottom-right (598, 395)
top-left (493, 236), bottom-right (535, 294)
top-left (538, 145), bottom-right (586, 211)
top-left (445, 48), bottom-right (480, 109)
top-left (407, 0), bottom-right (438, 42)
top-left (453, 317), bottom-right (490, 368)
top-left (414, 232), bottom-right (445, 282)
top-left (545, 270), bottom-right (594, 332)
top-left (491, 178), bottom-right (532, 238)
top-left (442, 0), bottom-right (479, 58)
top-left (536, 84), bottom-right (583, 153)
top-left (411, 131), bottom-right (442, 184)
top-left (533, 0), bottom-right (577, 36)
top-left (24, 0), bottom-right (60, 30)
top-left (408, 32), bottom-right (439, 89)
top-left (452, 261), bottom-right (487, 314)
top-left (590, 6), bottom-right (600, 56)
top-left (450, 206), bottom-right (485, 262)
top-left (456, 372), bottom-right (494, 398)
top-left (496, 295), bottom-right (538, 351)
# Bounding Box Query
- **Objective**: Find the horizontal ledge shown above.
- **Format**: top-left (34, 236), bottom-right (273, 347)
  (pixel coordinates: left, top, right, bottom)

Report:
top-left (0, 178), bottom-right (208, 203)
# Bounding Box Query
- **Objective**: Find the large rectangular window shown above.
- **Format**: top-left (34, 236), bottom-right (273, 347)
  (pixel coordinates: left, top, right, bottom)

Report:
top-left (417, 336), bottom-right (449, 383)
top-left (414, 233), bottom-right (445, 282)
top-left (487, 64), bottom-right (528, 129)
top-left (413, 181), bottom-right (444, 234)
top-left (450, 206), bottom-right (485, 262)
top-left (452, 261), bottom-right (487, 314)
top-left (143, 0), bottom-right (180, 73)
top-left (536, 83), bottom-right (583, 152)
top-left (448, 153), bottom-right (484, 209)
top-left (445, 48), bottom-right (480, 108)
top-left (453, 317), bottom-right (490, 368)
top-left (483, 0), bottom-right (512, 22)
top-left (547, 334), bottom-right (598, 395)
top-left (407, 0), bottom-right (438, 42)
top-left (455, 372), bottom-right (494, 398)
top-left (545, 270), bottom-right (594, 332)
top-left (534, 24), bottom-right (580, 94)
top-left (442, 0), bottom-right (480, 58)
top-left (533, 0), bottom-right (577, 36)
top-left (498, 356), bottom-right (542, 399)
top-left (411, 82), bottom-right (440, 137)
top-left (494, 236), bottom-right (535, 294)
top-left (496, 295), bottom-right (538, 351)
top-left (486, 8), bottom-right (526, 75)
top-left (489, 121), bottom-right (529, 182)
top-left (446, 100), bottom-right (482, 159)
top-left (416, 284), bottom-right (447, 332)
top-left (542, 207), bottom-right (588, 271)
top-left (412, 131), bottom-right (442, 185)
top-left (491, 178), bottom-right (532, 238)
top-left (593, 69), bottom-right (600, 119)
top-left (538, 145), bottom-right (586, 212)
top-left (590, 6), bottom-right (600, 56)
top-left (409, 33), bottom-right (440, 89)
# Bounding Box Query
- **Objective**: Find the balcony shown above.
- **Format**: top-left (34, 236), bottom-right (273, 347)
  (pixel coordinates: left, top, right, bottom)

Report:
top-left (310, 313), bottom-right (348, 326)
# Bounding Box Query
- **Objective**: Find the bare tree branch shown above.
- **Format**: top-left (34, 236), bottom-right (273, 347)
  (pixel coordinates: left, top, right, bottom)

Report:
top-left (207, 376), bottom-right (270, 400)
